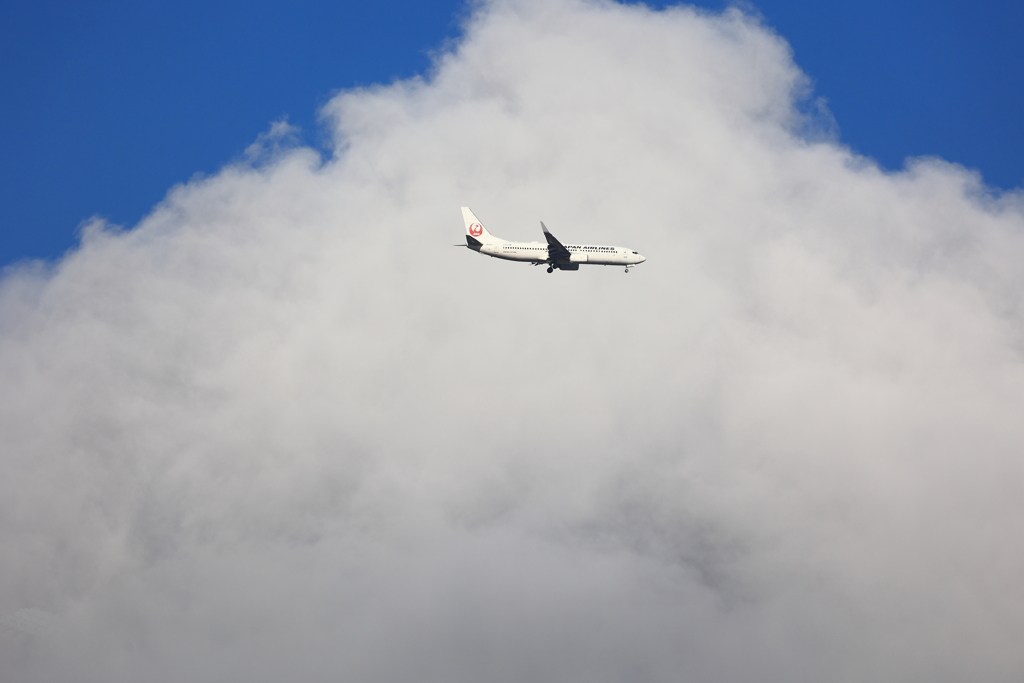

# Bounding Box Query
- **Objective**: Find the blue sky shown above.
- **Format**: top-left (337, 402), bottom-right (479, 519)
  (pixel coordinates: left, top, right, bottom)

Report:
top-left (2, 0), bottom-right (1022, 267)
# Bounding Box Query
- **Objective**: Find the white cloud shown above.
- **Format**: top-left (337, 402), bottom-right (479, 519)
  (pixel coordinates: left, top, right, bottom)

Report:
top-left (2, 1), bottom-right (1024, 680)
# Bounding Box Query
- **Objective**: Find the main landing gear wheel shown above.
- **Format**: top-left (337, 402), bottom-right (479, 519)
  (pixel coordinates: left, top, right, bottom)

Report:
top-left (547, 267), bottom-right (553, 273)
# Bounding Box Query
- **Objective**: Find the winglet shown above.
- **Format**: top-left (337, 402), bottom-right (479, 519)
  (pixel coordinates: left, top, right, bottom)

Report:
top-left (540, 220), bottom-right (570, 260)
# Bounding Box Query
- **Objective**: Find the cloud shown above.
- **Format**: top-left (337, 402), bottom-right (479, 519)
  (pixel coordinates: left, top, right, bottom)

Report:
top-left (2, 0), bottom-right (1024, 680)
top-left (244, 118), bottom-right (303, 164)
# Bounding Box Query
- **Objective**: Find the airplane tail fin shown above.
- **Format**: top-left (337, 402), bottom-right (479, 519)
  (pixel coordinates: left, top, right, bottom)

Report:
top-left (462, 207), bottom-right (503, 245)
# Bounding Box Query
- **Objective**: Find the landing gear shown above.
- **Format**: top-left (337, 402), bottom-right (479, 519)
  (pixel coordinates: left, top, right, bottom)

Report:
top-left (547, 266), bottom-right (553, 273)
top-left (624, 267), bottom-right (630, 273)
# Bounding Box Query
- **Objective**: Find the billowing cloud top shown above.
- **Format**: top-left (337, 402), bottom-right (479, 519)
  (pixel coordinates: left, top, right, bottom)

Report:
top-left (2, 1), bottom-right (1024, 681)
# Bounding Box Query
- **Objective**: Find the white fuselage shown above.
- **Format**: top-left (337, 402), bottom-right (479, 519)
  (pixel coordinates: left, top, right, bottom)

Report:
top-left (480, 240), bottom-right (646, 266)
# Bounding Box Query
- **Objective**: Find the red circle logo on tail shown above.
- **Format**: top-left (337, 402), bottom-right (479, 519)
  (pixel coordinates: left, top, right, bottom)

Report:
top-left (469, 223), bottom-right (483, 237)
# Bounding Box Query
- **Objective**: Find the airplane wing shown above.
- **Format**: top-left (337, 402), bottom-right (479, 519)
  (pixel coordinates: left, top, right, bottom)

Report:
top-left (541, 222), bottom-right (571, 261)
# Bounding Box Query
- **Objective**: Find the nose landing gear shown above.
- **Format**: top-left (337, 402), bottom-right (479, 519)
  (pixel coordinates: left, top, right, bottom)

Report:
top-left (547, 266), bottom-right (554, 273)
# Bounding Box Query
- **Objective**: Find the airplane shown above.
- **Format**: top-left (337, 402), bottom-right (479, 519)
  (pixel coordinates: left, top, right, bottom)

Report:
top-left (457, 207), bottom-right (646, 273)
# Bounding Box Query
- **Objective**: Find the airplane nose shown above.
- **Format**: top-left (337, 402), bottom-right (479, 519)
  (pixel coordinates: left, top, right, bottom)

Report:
top-left (639, 255), bottom-right (646, 263)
